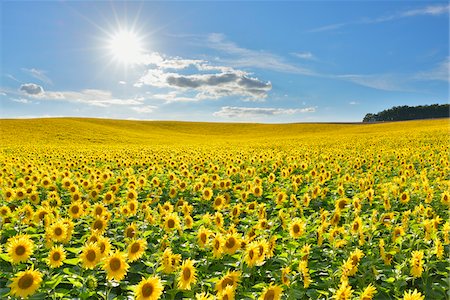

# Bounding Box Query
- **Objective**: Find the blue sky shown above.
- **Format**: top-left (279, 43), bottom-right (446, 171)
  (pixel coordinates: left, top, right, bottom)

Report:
top-left (1, 1), bottom-right (448, 122)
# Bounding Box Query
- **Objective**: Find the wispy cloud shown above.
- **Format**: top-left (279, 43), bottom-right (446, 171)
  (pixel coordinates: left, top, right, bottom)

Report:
top-left (205, 33), bottom-right (315, 75)
top-left (12, 98), bottom-right (32, 104)
top-left (291, 51), bottom-right (316, 60)
top-left (335, 74), bottom-right (411, 92)
top-left (18, 83), bottom-right (144, 107)
top-left (309, 4), bottom-right (449, 32)
top-left (213, 106), bottom-right (316, 118)
top-left (22, 68), bottom-right (52, 85)
top-left (130, 105), bottom-right (157, 113)
top-left (414, 57), bottom-right (450, 82)
top-left (349, 101), bottom-right (359, 105)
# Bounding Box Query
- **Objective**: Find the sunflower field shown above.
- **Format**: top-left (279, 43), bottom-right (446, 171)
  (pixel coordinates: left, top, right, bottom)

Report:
top-left (0, 118), bottom-right (449, 300)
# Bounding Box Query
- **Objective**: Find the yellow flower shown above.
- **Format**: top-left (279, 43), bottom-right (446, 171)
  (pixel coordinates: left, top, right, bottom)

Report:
top-left (202, 187), bottom-right (213, 201)
top-left (103, 251), bottom-right (129, 281)
top-left (223, 233), bottom-right (241, 255)
top-left (197, 226), bottom-right (211, 248)
top-left (212, 234), bottom-right (224, 258)
top-left (128, 239), bottom-right (147, 262)
top-left (135, 276), bottom-right (164, 300)
top-left (48, 245), bottom-right (66, 268)
top-left (163, 213), bottom-right (180, 232)
top-left (281, 267), bottom-right (291, 286)
top-left (333, 280), bottom-right (352, 300)
top-left (47, 220), bottom-right (68, 242)
top-left (216, 270), bottom-right (241, 293)
top-left (196, 292), bottom-right (215, 300)
top-left (359, 284), bottom-right (377, 300)
top-left (68, 201), bottom-right (84, 218)
top-left (298, 261), bottom-right (312, 288)
top-left (178, 259), bottom-right (197, 290)
top-left (402, 289), bottom-right (425, 300)
top-left (80, 242), bottom-right (101, 269)
top-left (6, 234), bottom-right (34, 264)
top-left (441, 191), bottom-right (450, 206)
top-left (9, 268), bottom-right (43, 299)
top-left (410, 250), bottom-right (424, 278)
top-left (259, 283), bottom-right (283, 300)
top-left (289, 219), bottom-right (305, 238)
top-left (125, 222), bottom-right (138, 239)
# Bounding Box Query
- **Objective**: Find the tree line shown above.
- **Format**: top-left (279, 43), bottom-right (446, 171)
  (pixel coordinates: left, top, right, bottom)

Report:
top-left (363, 104), bottom-right (449, 122)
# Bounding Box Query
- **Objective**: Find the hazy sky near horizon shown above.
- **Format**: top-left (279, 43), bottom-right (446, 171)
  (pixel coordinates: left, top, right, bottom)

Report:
top-left (1, 1), bottom-right (448, 122)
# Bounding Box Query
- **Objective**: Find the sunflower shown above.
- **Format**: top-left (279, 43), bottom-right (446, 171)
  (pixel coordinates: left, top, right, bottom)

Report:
top-left (92, 218), bottom-right (108, 234)
top-left (178, 259), bottom-right (197, 290)
top-left (47, 220), bottom-right (68, 242)
top-left (48, 245), bottom-right (66, 268)
top-left (289, 219), bottom-right (305, 238)
top-left (97, 236), bottom-right (112, 258)
top-left (359, 284), bottom-right (377, 300)
top-left (161, 248), bottom-right (181, 274)
top-left (392, 226), bottom-right (405, 243)
top-left (184, 215), bottom-right (194, 229)
top-left (223, 233), bottom-right (241, 255)
top-left (135, 276), bottom-right (164, 300)
top-left (402, 289), bottom-right (424, 300)
top-left (196, 292), bottom-right (215, 300)
top-left (125, 222), bottom-right (138, 239)
top-left (333, 280), bottom-right (353, 300)
top-left (202, 187), bottom-right (213, 201)
top-left (6, 234), bottom-right (34, 264)
top-left (103, 251), bottom-right (129, 281)
top-left (213, 195), bottom-right (225, 210)
top-left (216, 270), bottom-right (241, 293)
top-left (197, 227), bottom-right (211, 248)
top-left (128, 239), bottom-right (147, 262)
top-left (259, 283), bottom-right (283, 300)
top-left (164, 213), bottom-right (180, 232)
top-left (298, 261), bottom-right (312, 288)
top-left (244, 242), bottom-right (259, 267)
top-left (212, 234), bottom-right (224, 258)
top-left (213, 212), bottom-right (224, 228)
top-left (80, 242), bottom-right (101, 269)
top-left (281, 267), bottom-right (291, 286)
top-left (399, 191), bottom-right (410, 204)
top-left (9, 268), bottom-right (43, 299)
top-left (410, 250), bottom-right (424, 278)
top-left (217, 285), bottom-right (235, 300)
top-left (68, 201), bottom-right (84, 218)
top-left (441, 191), bottom-right (450, 206)
top-left (253, 185), bottom-right (263, 197)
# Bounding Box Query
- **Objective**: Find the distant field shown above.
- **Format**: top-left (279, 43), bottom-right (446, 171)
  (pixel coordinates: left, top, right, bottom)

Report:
top-left (0, 118), bottom-right (449, 299)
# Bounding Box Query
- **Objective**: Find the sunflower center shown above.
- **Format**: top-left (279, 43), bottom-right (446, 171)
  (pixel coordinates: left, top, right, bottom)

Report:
top-left (126, 228), bottom-right (135, 238)
top-left (54, 227), bottom-right (63, 236)
top-left (293, 224), bottom-right (300, 234)
top-left (223, 295), bottom-right (229, 300)
top-left (264, 289), bottom-right (275, 300)
top-left (95, 207), bottom-right (103, 215)
top-left (131, 243), bottom-right (140, 254)
top-left (86, 250), bottom-right (96, 262)
top-left (18, 274), bottom-right (34, 289)
top-left (110, 258), bottom-right (121, 271)
top-left (15, 245), bottom-right (26, 256)
top-left (225, 238), bottom-right (236, 249)
top-left (183, 267), bottom-right (191, 280)
top-left (249, 249), bottom-right (254, 259)
top-left (94, 220), bottom-right (103, 230)
top-left (167, 219), bottom-right (175, 228)
top-left (99, 243), bottom-right (106, 253)
top-left (141, 283), bottom-right (154, 297)
top-left (53, 252), bottom-right (61, 261)
top-left (71, 206), bottom-right (80, 214)
top-left (200, 233), bottom-right (207, 243)
top-left (222, 277), bottom-right (233, 289)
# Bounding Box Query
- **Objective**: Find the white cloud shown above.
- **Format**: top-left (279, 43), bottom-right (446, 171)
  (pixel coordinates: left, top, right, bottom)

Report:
top-left (12, 98), bottom-right (32, 104)
top-left (213, 106), bottom-right (316, 118)
top-left (130, 105), bottom-right (157, 113)
top-left (335, 74), bottom-right (409, 91)
top-left (136, 58), bottom-right (272, 101)
top-left (414, 57), bottom-right (450, 82)
top-left (349, 101), bottom-right (359, 105)
top-left (119, 81), bottom-right (127, 85)
top-left (22, 68), bottom-right (52, 84)
top-left (20, 83), bottom-right (44, 95)
top-left (309, 4), bottom-right (449, 32)
top-left (20, 84), bottom-right (144, 107)
top-left (205, 33), bottom-right (315, 75)
top-left (292, 52), bottom-right (316, 60)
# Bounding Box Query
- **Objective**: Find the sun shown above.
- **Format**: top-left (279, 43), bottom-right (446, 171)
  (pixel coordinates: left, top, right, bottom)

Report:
top-left (108, 29), bottom-right (144, 65)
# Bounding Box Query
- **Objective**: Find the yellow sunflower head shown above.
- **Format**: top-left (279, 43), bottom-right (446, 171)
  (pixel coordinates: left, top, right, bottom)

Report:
top-left (135, 276), bottom-right (164, 300)
top-left (102, 251), bottom-right (129, 281)
top-left (6, 234), bottom-right (34, 264)
top-left (48, 245), bottom-right (66, 268)
top-left (178, 259), bottom-right (197, 290)
top-left (9, 268), bottom-right (43, 299)
top-left (128, 239), bottom-right (147, 262)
